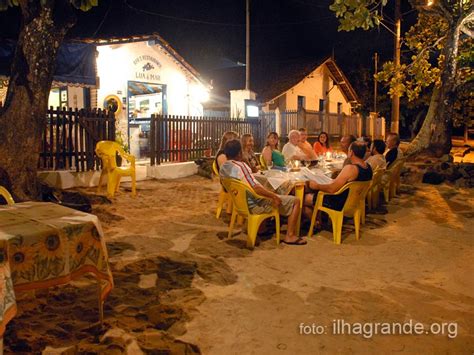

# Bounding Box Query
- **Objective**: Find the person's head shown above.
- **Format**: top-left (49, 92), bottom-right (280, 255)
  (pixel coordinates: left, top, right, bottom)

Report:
top-left (241, 133), bottom-right (254, 152)
top-left (386, 132), bottom-right (400, 150)
top-left (224, 139), bottom-right (242, 160)
top-left (298, 128), bottom-right (308, 143)
top-left (219, 131), bottom-right (239, 150)
top-left (371, 139), bottom-right (386, 155)
top-left (318, 132), bottom-right (330, 147)
top-left (266, 132), bottom-right (279, 148)
top-left (340, 134), bottom-right (356, 153)
top-left (288, 130), bottom-right (300, 145)
top-left (362, 136), bottom-right (372, 151)
top-left (348, 141), bottom-right (367, 160)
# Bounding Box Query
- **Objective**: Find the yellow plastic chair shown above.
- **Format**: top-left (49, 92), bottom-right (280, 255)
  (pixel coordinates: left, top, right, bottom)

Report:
top-left (259, 154), bottom-right (268, 170)
top-left (367, 168), bottom-right (385, 210)
top-left (212, 160), bottom-right (233, 218)
top-left (96, 140), bottom-right (136, 198)
top-left (389, 158), bottom-right (405, 199)
top-left (307, 181), bottom-right (371, 244)
top-left (0, 186), bottom-right (14, 205)
top-left (221, 178), bottom-right (280, 248)
top-left (381, 158), bottom-right (405, 202)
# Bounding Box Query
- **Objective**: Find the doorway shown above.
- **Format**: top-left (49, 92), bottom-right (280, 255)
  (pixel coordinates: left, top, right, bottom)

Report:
top-left (127, 81), bottom-right (167, 159)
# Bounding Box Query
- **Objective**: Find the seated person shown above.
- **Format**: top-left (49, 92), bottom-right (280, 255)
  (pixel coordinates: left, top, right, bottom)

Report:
top-left (298, 128), bottom-right (317, 161)
top-left (262, 132), bottom-right (286, 167)
top-left (220, 139), bottom-right (306, 245)
top-left (282, 130), bottom-right (307, 161)
top-left (241, 133), bottom-right (260, 173)
top-left (303, 141), bottom-right (373, 218)
top-left (385, 132), bottom-right (403, 168)
top-left (366, 139), bottom-right (387, 171)
top-left (313, 132), bottom-right (332, 156)
top-left (215, 131), bottom-right (239, 170)
top-left (340, 134), bottom-right (357, 166)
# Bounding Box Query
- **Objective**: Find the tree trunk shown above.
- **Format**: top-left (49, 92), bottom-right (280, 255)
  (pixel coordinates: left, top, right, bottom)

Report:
top-left (406, 16), bottom-right (461, 157)
top-left (0, 1), bottom-right (76, 200)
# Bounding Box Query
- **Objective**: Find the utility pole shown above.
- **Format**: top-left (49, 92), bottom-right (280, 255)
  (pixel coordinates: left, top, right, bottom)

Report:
top-left (245, 0), bottom-right (250, 90)
top-left (374, 52), bottom-right (378, 113)
top-left (391, 0), bottom-right (401, 133)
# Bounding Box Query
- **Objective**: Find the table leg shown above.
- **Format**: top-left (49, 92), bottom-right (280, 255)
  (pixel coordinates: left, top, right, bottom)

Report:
top-left (294, 183), bottom-right (304, 236)
top-left (97, 279), bottom-right (104, 327)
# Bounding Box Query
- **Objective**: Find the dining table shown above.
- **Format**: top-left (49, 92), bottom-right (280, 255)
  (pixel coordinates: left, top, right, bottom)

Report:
top-left (254, 158), bottom-right (345, 235)
top-left (0, 201), bottom-right (114, 346)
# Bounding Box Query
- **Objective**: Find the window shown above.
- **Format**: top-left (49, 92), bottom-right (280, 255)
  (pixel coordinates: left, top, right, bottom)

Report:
top-left (319, 99), bottom-right (325, 112)
top-left (297, 96), bottom-right (306, 110)
top-left (337, 102), bottom-right (342, 114)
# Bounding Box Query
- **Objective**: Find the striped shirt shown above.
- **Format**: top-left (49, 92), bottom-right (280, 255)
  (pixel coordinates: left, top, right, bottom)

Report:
top-left (219, 160), bottom-right (262, 209)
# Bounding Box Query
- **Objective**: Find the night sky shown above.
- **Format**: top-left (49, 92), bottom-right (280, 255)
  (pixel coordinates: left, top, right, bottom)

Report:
top-left (0, 0), bottom-right (417, 107)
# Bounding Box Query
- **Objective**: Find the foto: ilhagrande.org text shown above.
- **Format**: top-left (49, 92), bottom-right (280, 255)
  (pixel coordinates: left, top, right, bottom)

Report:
top-left (299, 320), bottom-right (458, 339)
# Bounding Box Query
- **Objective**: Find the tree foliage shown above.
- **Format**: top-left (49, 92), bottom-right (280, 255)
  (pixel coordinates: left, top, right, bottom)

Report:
top-left (330, 0), bottom-right (474, 127)
top-left (0, 0), bottom-right (98, 11)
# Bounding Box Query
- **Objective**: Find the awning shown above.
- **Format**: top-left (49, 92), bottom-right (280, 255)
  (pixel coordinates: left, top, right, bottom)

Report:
top-left (0, 40), bottom-right (97, 87)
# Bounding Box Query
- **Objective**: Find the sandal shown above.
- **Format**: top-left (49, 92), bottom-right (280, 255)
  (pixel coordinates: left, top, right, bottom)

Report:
top-left (281, 237), bottom-right (307, 246)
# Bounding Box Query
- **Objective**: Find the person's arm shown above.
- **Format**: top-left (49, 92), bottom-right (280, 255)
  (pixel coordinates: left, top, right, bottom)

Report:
top-left (296, 143), bottom-right (314, 160)
top-left (308, 165), bottom-right (357, 194)
top-left (253, 184), bottom-right (281, 206)
top-left (217, 154), bottom-right (227, 169)
top-left (262, 147), bottom-right (272, 165)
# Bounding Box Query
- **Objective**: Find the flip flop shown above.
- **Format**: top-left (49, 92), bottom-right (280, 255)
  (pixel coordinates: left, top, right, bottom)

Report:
top-left (281, 237), bottom-right (307, 246)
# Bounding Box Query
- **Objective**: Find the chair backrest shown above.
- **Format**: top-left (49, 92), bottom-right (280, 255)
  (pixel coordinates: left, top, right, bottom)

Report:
top-left (0, 186), bottom-right (14, 205)
top-left (334, 181), bottom-right (371, 215)
top-left (95, 140), bottom-right (126, 170)
top-left (212, 160), bottom-right (219, 176)
top-left (221, 178), bottom-right (255, 216)
top-left (388, 158), bottom-right (406, 179)
top-left (371, 168), bottom-right (386, 188)
top-left (259, 154), bottom-right (268, 170)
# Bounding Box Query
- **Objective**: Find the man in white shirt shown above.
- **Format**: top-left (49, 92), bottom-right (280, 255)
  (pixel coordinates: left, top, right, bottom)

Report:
top-left (219, 139), bottom-right (306, 245)
top-left (282, 130), bottom-right (307, 161)
top-left (366, 139), bottom-right (387, 171)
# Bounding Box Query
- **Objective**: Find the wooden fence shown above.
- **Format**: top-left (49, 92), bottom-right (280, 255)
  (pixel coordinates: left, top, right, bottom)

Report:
top-left (280, 108), bottom-right (361, 138)
top-left (39, 107), bottom-right (115, 172)
top-left (149, 114), bottom-right (273, 165)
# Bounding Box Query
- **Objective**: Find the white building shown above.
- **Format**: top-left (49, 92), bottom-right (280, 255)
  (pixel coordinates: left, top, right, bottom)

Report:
top-left (48, 34), bottom-right (211, 158)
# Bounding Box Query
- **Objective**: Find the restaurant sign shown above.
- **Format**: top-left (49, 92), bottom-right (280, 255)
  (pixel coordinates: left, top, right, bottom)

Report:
top-left (133, 55), bottom-right (161, 81)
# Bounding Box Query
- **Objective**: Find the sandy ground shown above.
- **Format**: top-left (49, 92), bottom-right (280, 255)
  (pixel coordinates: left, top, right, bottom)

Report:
top-left (4, 174), bottom-right (474, 354)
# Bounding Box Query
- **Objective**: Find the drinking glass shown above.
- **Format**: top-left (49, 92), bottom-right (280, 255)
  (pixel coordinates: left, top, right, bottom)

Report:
top-left (267, 161), bottom-right (273, 170)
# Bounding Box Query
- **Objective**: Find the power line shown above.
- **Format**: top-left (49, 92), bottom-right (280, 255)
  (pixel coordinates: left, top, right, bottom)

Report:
top-left (124, 0), bottom-right (335, 27)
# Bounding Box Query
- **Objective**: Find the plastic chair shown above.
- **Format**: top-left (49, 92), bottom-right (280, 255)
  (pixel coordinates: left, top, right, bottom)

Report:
top-left (259, 154), bottom-right (268, 170)
top-left (367, 168), bottom-right (385, 210)
top-left (0, 186), bottom-right (14, 205)
top-left (381, 158), bottom-right (405, 202)
top-left (389, 158), bottom-right (405, 199)
top-left (95, 141), bottom-right (136, 198)
top-left (212, 160), bottom-right (233, 218)
top-left (307, 181), bottom-right (371, 244)
top-left (221, 178), bottom-right (280, 248)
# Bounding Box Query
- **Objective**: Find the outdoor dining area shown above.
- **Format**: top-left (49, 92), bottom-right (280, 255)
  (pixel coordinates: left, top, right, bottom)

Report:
top-left (212, 129), bottom-right (406, 248)
top-left (0, 124), bottom-right (471, 353)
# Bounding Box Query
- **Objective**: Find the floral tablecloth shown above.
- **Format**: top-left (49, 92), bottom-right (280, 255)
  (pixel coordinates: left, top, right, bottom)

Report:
top-left (0, 202), bottom-right (114, 337)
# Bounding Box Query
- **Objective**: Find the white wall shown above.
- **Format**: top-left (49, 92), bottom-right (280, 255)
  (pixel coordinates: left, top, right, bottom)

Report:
top-left (266, 63), bottom-right (353, 115)
top-left (230, 89), bottom-right (256, 118)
